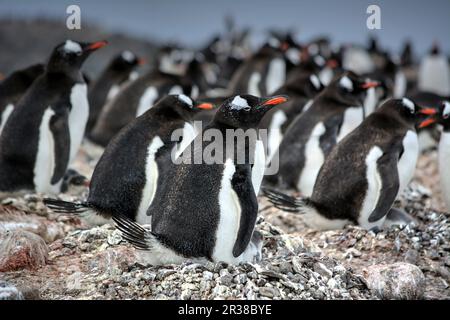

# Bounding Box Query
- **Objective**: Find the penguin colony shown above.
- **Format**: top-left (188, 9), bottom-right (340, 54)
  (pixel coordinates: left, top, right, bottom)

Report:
top-left (0, 29), bottom-right (448, 266)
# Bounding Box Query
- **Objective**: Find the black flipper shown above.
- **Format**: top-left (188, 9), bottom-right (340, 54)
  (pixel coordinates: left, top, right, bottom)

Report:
top-left (261, 187), bottom-right (302, 212)
top-left (49, 108), bottom-right (71, 185)
top-left (43, 198), bottom-right (89, 214)
top-left (232, 165), bottom-right (258, 258)
top-left (368, 152), bottom-right (400, 223)
top-left (112, 214), bottom-right (156, 251)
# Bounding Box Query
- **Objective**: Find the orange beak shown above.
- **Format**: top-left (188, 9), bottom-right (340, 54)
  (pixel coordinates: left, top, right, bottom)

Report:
top-left (86, 40), bottom-right (108, 51)
top-left (361, 81), bottom-right (379, 89)
top-left (419, 118), bottom-right (437, 129)
top-left (419, 108), bottom-right (437, 115)
top-left (262, 96), bottom-right (288, 106)
top-left (197, 103), bottom-right (214, 110)
top-left (281, 42), bottom-right (289, 51)
top-left (138, 58), bottom-right (146, 65)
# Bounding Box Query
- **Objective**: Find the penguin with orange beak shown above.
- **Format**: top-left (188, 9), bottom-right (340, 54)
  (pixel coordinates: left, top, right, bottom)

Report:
top-left (109, 94), bottom-right (288, 265)
top-left (0, 40), bottom-right (107, 196)
top-left (263, 98), bottom-right (438, 231)
top-left (45, 94), bottom-right (214, 225)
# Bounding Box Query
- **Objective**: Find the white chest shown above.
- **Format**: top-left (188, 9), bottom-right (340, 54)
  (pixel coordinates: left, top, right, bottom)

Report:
top-left (34, 108), bottom-right (59, 194)
top-left (363, 87), bottom-right (377, 116)
top-left (439, 132), bottom-right (450, 210)
top-left (212, 159), bottom-right (242, 264)
top-left (69, 83), bottom-right (89, 164)
top-left (106, 84), bottom-right (121, 102)
top-left (267, 110), bottom-right (287, 161)
top-left (248, 72), bottom-right (261, 96)
top-left (398, 130), bottom-right (419, 195)
top-left (358, 146), bottom-right (384, 229)
top-left (337, 107), bottom-right (364, 142)
top-left (265, 58), bottom-right (285, 95)
top-left (251, 139), bottom-right (266, 195)
top-left (298, 122), bottom-right (326, 196)
top-left (136, 136), bottom-right (164, 224)
top-left (136, 86), bottom-right (159, 117)
top-left (174, 122), bottom-right (197, 159)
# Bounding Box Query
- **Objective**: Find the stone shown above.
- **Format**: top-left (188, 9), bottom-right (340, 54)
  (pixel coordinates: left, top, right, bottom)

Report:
top-left (259, 286), bottom-right (280, 298)
top-left (0, 230), bottom-right (48, 272)
top-left (363, 262), bottom-right (425, 299)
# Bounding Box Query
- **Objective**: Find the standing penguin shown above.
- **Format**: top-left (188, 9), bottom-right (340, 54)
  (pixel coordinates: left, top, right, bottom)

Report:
top-left (0, 40), bottom-right (107, 196)
top-left (113, 94), bottom-right (288, 265)
top-left (86, 51), bottom-right (144, 134)
top-left (265, 72), bottom-right (379, 195)
top-left (44, 95), bottom-right (213, 224)
top-left (436, 101), bottom-right (450, 210)
top-left (0, 64), bottom-right (44, 134)
top-left (263, 98), bottom-right (437, 230)
top-left (259, 73), bottom-right (324, 161)
top-left (418, 43), bottom-right (450, 96)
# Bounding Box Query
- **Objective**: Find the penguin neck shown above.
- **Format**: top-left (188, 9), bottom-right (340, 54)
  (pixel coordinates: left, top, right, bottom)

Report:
top-left (45, 67), bottom-right (84, 84)
top-left (148, 106), bottom-right (191, 123)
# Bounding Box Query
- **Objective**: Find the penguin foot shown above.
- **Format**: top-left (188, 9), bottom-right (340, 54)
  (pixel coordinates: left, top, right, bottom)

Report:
top-left (383, 208), bottom-right (415, 228)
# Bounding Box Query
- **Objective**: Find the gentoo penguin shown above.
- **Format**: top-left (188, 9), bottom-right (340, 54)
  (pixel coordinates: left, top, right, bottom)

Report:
top-left (45, 95), bottom-right (213, 224)
top-left (89, 56), bottom-right (207, 147)
top-left (112, 94), bottom-right (288, 265)
top-left (407, 91), bottom-right (448, 151)
top-left (0, 40), bottom-right (107, 196)
top-left (227, 41), bottom-right (293, 97)
top-left (265, 72), bottom-right (379, 195)
top-left (436, 101), bottom-right (450, 210)
top-left (86, 51), bottom-right (144, 134)
top-left (0, 64), bottom-right (44, 134)
top-left (418, 43), bottom-right (450, 96)
top-left (259, 73), bottom-right (324, 161)
top-left (263, 98), bottom-right (437, 230)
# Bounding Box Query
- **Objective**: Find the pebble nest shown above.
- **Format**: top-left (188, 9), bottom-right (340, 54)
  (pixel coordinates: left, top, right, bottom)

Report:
top-left (0, 146), bottom-right (449, 300)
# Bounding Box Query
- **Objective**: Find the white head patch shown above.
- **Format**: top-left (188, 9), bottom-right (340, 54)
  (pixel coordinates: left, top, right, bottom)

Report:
top-left (314, 55), bottom-right (326, 67)
top-left (339, 76), bottom-right (353, 91)
top-left (310, 75), bottom-right (321, 90)
top-left (443, 101), bottom-right (450, 118)
top-left (268, 37), bottom-right (280, 48)
top-left (121, 50), bottom-right (135, 62)
top-left (63, 40), bottom-right (82, 54)
top-left (178, 94), bottom-right (193, 107)
top-left (286, 48), bottom-right (300, 65)
top-left (230, 96), bottom-right (250, 110)
top-left (402, 98), bottom-right (415, 113)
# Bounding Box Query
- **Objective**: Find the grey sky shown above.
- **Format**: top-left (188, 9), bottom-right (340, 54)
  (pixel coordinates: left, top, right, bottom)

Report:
top-left (0, 0), bottom-right (448, 55)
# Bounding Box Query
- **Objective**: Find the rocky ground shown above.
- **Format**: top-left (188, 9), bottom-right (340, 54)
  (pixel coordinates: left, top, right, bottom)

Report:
top-left (0, 144), bottom-right (448, 300)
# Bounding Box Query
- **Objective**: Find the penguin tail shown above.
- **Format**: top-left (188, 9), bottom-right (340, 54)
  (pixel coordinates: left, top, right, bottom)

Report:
top-left (112, 214), bottom-right (157, 251)
top-left (261, 187), bottom-right (311, 213)
top-left (43, 198), bottom-right (90, 214)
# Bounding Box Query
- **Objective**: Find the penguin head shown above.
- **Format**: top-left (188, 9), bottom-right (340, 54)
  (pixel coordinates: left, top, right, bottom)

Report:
top-left (327, 71), bottom-right (380, 106)
top-left (111, 51), bottom-right (145, 71)
top-left (425, 101), bottom-right (450, 131)
top-left (285, 73), bottom-right (324, 98)
top-left (47, 40), bottom-right (108, 74)
top-left (385, 98), bottom-right (436, 129)
top-left (215, 95), bottom-right (289, 129)
top-left (156, 94), bottom-right (214, 121)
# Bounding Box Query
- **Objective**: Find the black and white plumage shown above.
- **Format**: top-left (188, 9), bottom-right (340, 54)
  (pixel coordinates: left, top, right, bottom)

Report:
top-left (259, 73), bottom-right (324, 160)
top-left (265, 71), bottom-right (379, 195)
top-left (86, 50), bottom-right (143, 134)
top-left (263, 98), bottom-right (436, 231)
top-left (89, 56), bottom-right (209, 147)
top-left (44, 94), bottom-right (214, 224)
top-left (0, 64), bottom-right (44, 134)
top-left (436, 101), bottom-right (450, 210)
top-left (0, 40), bottom-right (106, 196)
top-left (113, 94), bottom-right (288, 265)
